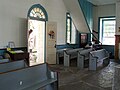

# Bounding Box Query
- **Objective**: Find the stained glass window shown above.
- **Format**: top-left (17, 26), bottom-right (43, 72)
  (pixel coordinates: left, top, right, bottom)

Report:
top-left (28, 4), bottom-right (48, 21)
top-left (30, 8), bottom-right (45, 19)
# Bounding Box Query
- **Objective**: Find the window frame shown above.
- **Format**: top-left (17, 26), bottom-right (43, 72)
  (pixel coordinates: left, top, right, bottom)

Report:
top-left (66, 12), bottom-right (77, 44)
top-left (98, 16), bottom-right (116, 45)
top-left (27, 4), bottom-right (48, 21)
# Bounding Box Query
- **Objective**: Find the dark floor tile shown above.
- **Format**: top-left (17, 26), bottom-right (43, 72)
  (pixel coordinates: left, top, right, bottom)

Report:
top-left (49, 61), bottom-right (118, 90)
top-left (59, 81), bottom-right (107, 90)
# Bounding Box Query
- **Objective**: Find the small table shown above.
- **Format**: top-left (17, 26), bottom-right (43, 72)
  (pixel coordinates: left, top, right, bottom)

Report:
top-left (7, 51), bottom-right (29, 65)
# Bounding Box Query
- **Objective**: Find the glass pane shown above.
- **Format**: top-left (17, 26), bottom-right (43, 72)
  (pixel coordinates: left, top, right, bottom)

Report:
top-left (66, 15), bottom-right (76, 44)
top-left (30, 8), bottom-right (46, 20)
top-left (102, 20), bottom-right (115, 45)
top-left (67, 32), bottom-right (70, 43)
top-left (36, 8), bottom-right (40, 12)
top-left (71, 22), bottom-right (76, 44)
top-left (67, 18), bottom-right (70, 43)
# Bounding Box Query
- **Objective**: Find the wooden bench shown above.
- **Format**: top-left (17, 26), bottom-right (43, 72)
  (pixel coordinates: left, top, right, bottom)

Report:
top-left (77, 48), bottom-right (93, 69)
top-left (64, 48), bottom-right (83, 66)
top-left (89, 49), bottom-right (110, 70)
top-left (56, 48), bottom-right (72, 64)
top-left (0, 63), bottom-right (58, 90)
top-left (0, 59), bottom-right (28, 73)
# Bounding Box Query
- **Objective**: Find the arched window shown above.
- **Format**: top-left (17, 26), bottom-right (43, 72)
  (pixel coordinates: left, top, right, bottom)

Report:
top-left (27, 4), bottom-right (48, 21)
top-left (27, 4), bottom-right (48, 66)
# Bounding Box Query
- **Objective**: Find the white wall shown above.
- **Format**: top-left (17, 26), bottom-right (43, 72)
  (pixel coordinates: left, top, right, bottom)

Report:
top-left (93, 4), bottom-right (116, 36)
top-left (45, 0), bottom-right (67, 44)
top-left (63, 0), bottom-right (90, 33)
top-left (0, 0), bottom-right (67, 48)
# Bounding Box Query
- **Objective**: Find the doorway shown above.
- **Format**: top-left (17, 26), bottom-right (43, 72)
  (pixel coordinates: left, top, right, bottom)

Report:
top-left (27, 4), bottom-right (48, 66)
top-left (28, 19), bottom-right (45, 66)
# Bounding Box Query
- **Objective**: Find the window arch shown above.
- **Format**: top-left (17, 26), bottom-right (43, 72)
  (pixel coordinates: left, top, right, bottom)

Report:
top-left (27, 4), bottom-right (48, 21)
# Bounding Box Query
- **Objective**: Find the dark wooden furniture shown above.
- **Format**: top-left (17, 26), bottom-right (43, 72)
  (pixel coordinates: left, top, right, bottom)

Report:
top-left (115, 35), bottom-right (120, 61)
top-left (80, 33), bottom-right (88, 48)
top-left (7, 51), bottom-right (29, 65)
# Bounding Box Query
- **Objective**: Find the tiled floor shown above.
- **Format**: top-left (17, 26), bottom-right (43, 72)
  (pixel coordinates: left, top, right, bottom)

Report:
top-left (50, 60), bottom-right (118, 90)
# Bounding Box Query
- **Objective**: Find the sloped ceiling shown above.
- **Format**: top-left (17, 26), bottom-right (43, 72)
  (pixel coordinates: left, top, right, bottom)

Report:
top-left (87, 0), bottom-right (116, 5)
top-left (63, 0), bottom-right (90, 33)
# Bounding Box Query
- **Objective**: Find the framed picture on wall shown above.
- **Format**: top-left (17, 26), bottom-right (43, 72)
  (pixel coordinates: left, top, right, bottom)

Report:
top-left (81, 34), bottom-right (87, 43)
top-left (80, 33), bottom-right (88, 47)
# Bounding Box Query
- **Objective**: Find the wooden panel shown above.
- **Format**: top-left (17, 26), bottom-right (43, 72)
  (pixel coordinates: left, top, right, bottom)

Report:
top-left (46, 22), bottom-right (57, 64)
top-left (115, 35), bottom-right (120, 60)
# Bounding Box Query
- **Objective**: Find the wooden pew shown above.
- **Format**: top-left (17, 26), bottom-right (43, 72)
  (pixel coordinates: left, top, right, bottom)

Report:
top-left (89, 49), bottom-right (110, 70)
top-left (0, 63), bottom-right (58, 90)
top-left (77, 48), bottom-right (93, 69)
top-left (56, 48), bottom-right (72, 64)
top-left (0, 59), bottom-right (28, 73)
top-left (64, 48), bottom-right (83, 66)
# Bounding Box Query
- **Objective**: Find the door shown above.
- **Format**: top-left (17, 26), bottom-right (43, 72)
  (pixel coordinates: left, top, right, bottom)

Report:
top-left (46, 22), bottom-right (57, 64)
top-left (28, 19), bottom-right (45, 66)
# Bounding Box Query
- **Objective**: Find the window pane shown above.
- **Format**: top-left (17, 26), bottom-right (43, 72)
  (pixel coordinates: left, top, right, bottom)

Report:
top-left (30, 8), bottom-right (46, 20)
top-left (102, 19), bottom-right (115, 45)
top-left (66, 13), bottom-right (76, 44)
top-left (67, 32), bottom-right (70, 43)
top-left (67, 18), bottom-right (70, 43)
top-left (71, 22), bottom-right (76, 44)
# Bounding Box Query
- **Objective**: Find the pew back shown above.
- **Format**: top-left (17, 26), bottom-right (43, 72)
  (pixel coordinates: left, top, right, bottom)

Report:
top-left (57, 48), bottom-right (72, 57)
top-left (64, 48), bottom-right (83, 66)
top-left (65, 48), bottom-right (83, 58)
top-left (79, 48), bottom-right (93, 59)
top-left (77, 48), bottom-right (93, 69)
top-left (0, 63), bottom-right (57, 90)
top-left (89, 49), bottom-right (110, 70)
top-left (56, 48), bottom-right (73, 64)
top-left (65, 48), bottom-right (83, 54)
top-left (90, 49), bottom-right (109, 62)
top-left (0, 60), bottom-right (28, 73)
